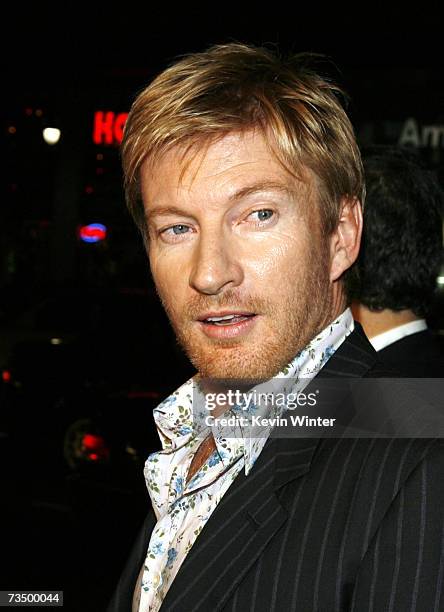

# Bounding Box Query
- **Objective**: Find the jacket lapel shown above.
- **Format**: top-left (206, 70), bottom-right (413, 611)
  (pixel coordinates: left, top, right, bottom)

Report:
top-left (319, 321), bottom-right (378, 378)
top-left (161, 433), bottom-right (317, 611)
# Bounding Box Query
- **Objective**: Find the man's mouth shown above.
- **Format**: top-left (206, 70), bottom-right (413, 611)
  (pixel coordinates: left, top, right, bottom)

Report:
top-left (198, 312), bottom-right (256, 326)
top-left (195, 311), bottom-right (259, 340)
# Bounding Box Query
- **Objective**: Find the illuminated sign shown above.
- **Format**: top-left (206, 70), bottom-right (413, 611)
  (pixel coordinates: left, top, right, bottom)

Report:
top-left (79, 223), bottom-right (107, 243)
top-left (399, 118), bottom-right (444, 149)
top-left (93, 111), bottom-right (128, 145)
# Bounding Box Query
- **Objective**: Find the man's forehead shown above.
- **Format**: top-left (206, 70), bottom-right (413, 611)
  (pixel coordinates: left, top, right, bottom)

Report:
top-left (140, 131), bottom-right (314, 202)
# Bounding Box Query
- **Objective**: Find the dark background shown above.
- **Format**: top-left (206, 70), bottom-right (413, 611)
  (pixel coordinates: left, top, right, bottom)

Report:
top-left (1, 7), bottom-right (443, 610)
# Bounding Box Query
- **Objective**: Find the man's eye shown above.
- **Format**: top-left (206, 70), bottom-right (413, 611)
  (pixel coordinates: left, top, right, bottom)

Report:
top-left (164, 224), bottom-right (190, 236)
top-left (249, 209), bottom-right (275, 222)
top-left (157, 224), bottom-right (193, 243)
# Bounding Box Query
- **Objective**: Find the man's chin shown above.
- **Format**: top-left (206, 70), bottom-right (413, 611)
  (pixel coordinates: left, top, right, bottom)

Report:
top-left (175, 321), bottom-right (305, 382)
top-left (186, 347), bottom-right (285, 383)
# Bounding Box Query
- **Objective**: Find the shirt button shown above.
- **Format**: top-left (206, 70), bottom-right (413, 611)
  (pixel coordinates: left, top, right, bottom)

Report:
top-left (152, 572), bottom-right (161, 589)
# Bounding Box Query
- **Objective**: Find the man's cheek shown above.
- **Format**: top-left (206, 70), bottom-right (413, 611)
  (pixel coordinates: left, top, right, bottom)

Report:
top-left (155, 278), bottom-right (189, 325)
top-left (246, 242), bottom-right (297, 280)
top-left (157, 281), bottom-right (179, 309)
top-left (150, 255), bottom-right (178, 288)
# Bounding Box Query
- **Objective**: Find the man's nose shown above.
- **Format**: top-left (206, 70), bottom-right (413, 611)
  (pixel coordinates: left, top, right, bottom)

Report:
top-left (189, 232), bottom-right (244, 295)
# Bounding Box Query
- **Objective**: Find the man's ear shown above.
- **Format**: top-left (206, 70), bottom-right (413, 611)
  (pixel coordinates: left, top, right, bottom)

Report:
top-left (329, 197), bottom-right (363, 282)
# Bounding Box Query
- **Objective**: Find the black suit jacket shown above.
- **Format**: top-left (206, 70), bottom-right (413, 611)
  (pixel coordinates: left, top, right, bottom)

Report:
top-left (108, 324), bottom-right (444, 611)
top-left (378, 329), bottom-right (444, 377)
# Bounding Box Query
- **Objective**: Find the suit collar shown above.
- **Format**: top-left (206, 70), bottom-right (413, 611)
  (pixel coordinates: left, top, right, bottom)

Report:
top-left (315, 320), bottom-right (378, 378)
top-left (271, 322), bottom-right (379, 490)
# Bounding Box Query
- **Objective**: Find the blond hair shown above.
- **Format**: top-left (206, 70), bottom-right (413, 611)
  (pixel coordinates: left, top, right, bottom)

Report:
top-left (121, 42), bottom-right (364, 236)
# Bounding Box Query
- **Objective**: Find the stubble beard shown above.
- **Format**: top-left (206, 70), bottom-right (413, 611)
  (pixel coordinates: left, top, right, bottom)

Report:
top-left (156, 248), bottom-right (333, 383)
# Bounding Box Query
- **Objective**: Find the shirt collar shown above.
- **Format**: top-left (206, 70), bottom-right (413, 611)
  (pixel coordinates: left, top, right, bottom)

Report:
top-left (152, 308), bottom-right (354, 476)
top-left (370, 319), bottom-right (427, 352)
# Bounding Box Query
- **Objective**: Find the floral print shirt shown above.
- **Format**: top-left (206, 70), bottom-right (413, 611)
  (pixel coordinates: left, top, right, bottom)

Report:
top-left (135, 308), bottom-right (354, 611)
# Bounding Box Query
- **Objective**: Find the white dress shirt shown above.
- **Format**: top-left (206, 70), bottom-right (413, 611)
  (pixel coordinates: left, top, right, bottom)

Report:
top-left (134, 308), bottom-right (354, 611)
top-left (369, 319), bottom-right (427, 352)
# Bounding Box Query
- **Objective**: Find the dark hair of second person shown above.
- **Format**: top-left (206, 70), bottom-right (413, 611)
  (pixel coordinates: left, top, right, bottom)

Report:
top-left (354, 145), bottom-right (443, 317)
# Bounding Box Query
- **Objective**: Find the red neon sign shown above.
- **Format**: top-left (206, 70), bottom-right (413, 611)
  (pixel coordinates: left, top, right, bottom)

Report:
top-left (93, 111), bottom-right (128, 145)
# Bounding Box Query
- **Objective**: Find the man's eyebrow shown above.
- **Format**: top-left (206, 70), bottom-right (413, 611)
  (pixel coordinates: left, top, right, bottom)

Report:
top-left (228, 180), bottom-right (297, 202)
top-left (146, 205), bottom-right (195, 222)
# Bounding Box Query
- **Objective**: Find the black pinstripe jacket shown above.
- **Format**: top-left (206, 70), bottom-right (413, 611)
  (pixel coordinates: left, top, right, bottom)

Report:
top-left (108, 324), bottom-right (444, 611)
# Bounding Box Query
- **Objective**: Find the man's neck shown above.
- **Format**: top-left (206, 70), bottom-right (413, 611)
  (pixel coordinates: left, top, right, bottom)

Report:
top-left (329, 283), bottom-right (348, 326)
top-left (351, 303), bottom-right (420, 339)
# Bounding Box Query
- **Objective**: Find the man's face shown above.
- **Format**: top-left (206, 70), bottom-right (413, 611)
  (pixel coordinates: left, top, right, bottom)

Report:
top-left (140, 130), bottom-right (335, 380)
